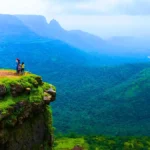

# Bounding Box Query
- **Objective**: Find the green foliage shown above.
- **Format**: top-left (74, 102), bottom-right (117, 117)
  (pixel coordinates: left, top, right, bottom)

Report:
top-left (42, 82), bottom-right (56, 91)
top-left (54, 137), bottom-right (89, 150)
top-left (0, 94), bottom-right (29, 111)
top-left (44, 106), bottom-right (53, 135)
top-left (47, 63), bottom-right (150, 136)
top-left (29, 87), bottom-right (44, 102)
top-left (42, 82), bottom-right (51, 91)
top-left (0, 72), bottom-right (37, 91)
top-left (19, 74), bottom-right (38, 88)
top-left (54, 135), bottom-right (150, 150)
top-left (0, 71), bottom-right (56, 114)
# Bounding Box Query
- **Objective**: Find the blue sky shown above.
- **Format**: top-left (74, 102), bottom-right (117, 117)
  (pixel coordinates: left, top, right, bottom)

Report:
top-left (0, 0), bottom-right (150, 38)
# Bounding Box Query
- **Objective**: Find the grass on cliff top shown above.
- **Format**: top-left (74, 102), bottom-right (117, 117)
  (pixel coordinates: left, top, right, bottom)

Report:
top-left (0, 70), bottom-right (55, 91)
top-left (0, 69), bottom-right (55, 113)
top-left (0, 73), bottom-right (37, 92)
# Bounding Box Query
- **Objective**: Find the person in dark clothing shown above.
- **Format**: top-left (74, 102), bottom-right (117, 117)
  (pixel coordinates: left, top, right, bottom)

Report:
top-left (16, 58), bottom-right (20, 74)
top-left (18, 63), bottom-right (22, 74)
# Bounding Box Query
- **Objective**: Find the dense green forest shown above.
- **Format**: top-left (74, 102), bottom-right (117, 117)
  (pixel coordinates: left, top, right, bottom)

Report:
top-left (47, 63), bottom-right (150, 136)
top-left (0, 42), bottom-right (150, 136)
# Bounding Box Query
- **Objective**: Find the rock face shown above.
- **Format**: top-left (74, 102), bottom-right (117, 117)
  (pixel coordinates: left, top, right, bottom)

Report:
top-left (0, 85), bottom-right (6, 98)
top-left (0, 114), bottom-right (46, 150)
top-left (10, 84), bottom-right (24, 97)
top-left (0, 72), bottom-right (56, 150)
top-left (44, 88), bottom-right (56, 104)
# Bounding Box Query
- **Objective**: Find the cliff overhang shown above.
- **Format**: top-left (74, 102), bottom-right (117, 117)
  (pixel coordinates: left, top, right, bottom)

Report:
top-left (0, 70), bottom-right (56, 150)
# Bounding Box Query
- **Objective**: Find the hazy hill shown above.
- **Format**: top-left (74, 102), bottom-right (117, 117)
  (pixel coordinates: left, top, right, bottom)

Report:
top-left (16, 15), bottom-right (107, 52)
top-left (108, 36), bottom-right (150, 48)
top-left (0, 14), bottom-right (95, 66)
top-left (0, 14), bottom-right (42, 43)
top-left (108, 36), bottom-right (150, 55)
top-left (0, 41), bottom-right (88, 70)
top-left (47, 63), bottom-right (150, 135)
top-left (0, 14), bottom-right (146, 68)
top-left (16, 15), bottom-right (49, 37)
top-left (16, 15), bottom-right (150, 60)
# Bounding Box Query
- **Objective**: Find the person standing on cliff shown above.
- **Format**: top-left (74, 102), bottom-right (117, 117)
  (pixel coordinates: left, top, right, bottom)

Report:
top-left (16, 58), bottom-right (20, 74)
top-left (21, 62), bottom-right (25, 74)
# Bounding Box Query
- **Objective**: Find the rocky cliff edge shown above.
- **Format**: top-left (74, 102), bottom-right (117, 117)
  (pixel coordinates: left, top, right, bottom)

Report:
top-left (0, 70), bottom-right (56, 150)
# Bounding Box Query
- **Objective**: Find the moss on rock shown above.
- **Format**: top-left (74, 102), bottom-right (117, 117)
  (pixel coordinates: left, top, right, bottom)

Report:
top-left (0, 70), bottom-right (56, 114)
top-left (0, 70), bottom-right (56, 150)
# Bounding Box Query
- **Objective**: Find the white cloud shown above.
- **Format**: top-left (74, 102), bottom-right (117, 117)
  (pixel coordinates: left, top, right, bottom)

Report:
top-left (74, 0), bottom-right (133, 14)
top-left (0, 0), bottom-right (149, 37)
top-left (0, 0), bottom-right (150, 16)
top-left (54, 15), bottom-right (150, 38)
top-left (0, 0), bottom-right (62, 18)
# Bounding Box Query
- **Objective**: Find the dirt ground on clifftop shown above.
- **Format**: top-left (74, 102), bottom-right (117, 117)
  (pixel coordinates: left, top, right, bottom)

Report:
top-left (0, 70), bottom-right (21, 78)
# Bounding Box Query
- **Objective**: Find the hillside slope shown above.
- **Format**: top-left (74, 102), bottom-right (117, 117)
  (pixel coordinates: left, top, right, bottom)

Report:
top-left (0, 14), bottom-right (43, 43)
top-left (0, 14), bottom-right (147, 64)
top-left (16, 15), bottom-right (150, 57)
top-left (46, 63), bottom-right (150, 135)
top-left (16, 15), bottom-right (107, 52)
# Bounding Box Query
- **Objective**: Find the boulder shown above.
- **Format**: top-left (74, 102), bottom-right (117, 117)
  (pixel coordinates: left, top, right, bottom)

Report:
top-left (18, 101), bottom-right (27, 107)
top-left (45, 88), bottom-right (56, 102)
top-left (35, 77), bottom-right (43, 85)
top-left (25, 88), bottom-right (31, 95)
top-left (43, 95), bottom-right (52, 101)
top-left (43, 95), bottom-right (52, 105)
top-left (46, 88), bottom-right (56, 96)
top-left (10, 84), bottom-right (24, 97)
top-left (0, 85), bottom-right (7, 97)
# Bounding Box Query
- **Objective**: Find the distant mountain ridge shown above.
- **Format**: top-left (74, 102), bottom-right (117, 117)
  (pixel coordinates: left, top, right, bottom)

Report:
top-left (0, 14), bottom-right (146, 67)
top-left (16, 15), bottom-right (49, 37)
top-left (16, 15), bottom-right (107, 52)
top-left (108, 36), bottom-right (150, 49)
top-left (0, 14), bottom-right (43, 43)
top-left (0, 14), bottom-right (148, 63)
top-left (16, 15), bottom-right (150, 57)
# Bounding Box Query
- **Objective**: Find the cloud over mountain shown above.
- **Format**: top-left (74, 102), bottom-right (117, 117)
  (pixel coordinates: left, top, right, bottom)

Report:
top-left (0, 0), bottom-right (150, 16)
